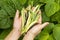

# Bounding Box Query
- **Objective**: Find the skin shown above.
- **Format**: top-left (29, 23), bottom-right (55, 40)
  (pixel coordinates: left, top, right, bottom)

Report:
top-left (5, 10), bottom-right (22, 40)
top-left (5, 10), bottom-right (49, 40)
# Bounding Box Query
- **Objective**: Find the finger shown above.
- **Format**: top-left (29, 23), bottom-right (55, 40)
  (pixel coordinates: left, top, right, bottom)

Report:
top-left (41, 22), bottom-right (49, 29)
top-left (28, 24), bottom-right (41, 36)
top-left (19, 16), bottom-right (22, 27)
top-left (23, 22), bottom-right (49, 40)
top-left (27, 22), bottom-right (49, 37)
top-left (37, 10), bottom-right (42, 24)
top-left (19, 16), bottom-right (22, 32)
top-left (14, 10), bottom-right (19, 20)
top-left (23, 24), bottom-right (43, 40)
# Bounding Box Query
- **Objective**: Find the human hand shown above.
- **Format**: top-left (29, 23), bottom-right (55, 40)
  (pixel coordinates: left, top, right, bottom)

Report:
top-left (23, 10), bottom-right (49, 40)
top-left (5, 10), bottom-right (49, 40)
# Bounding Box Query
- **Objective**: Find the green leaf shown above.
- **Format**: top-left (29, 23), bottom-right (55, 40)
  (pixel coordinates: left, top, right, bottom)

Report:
top-left (45, 2), bottom-right (59, 17)
top-left (35, 32), bottom-right (49, 40)
top-left (51, 11), bottom-right (60, 23)
top-left (39, 0), bottom-right (54, 3)
top-left (43, 23), bottom-right (54, 33)
top-left (11, 0), bottom-right (23, 10)
top-left (0, 0), bottom-right (15, 17)
top-left (0, 18), bottom-right (12, 29)
top-left (0, 9), bottom-right (8, 20)
top-left (0, 28), bottom-right (12, 39)
top-left (53, 26), bottom-right (60, 40)
top-left (20, 0), bottom-right (27, 5)
top-left (55, 0), bottom-right (60, 5)
top-left (0, 9), bottom-right (12, 29)
top-left (47, 34), bottom-right (55, 40)
top-left (55, 24), bottom-right (60, 27)
top-left (42, 12), bottom-right (50, 22)
top-left (3, 5), bottom-right (15, 17)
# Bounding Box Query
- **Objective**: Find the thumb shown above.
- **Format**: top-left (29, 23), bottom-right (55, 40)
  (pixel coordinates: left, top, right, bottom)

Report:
top-left (23, 22), bottom-right (49, 40)
top-left (28, 22), bottom-right (49, 35)
top-left (40, 22), bottom-right (49, 29)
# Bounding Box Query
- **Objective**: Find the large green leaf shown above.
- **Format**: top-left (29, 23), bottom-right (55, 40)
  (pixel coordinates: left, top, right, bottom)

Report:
top-left (54, 24), bottom-right (60, 27)
top-left (0, 9), bottom-right (12, 29)
top-left (42, 12), bottom-right (50, 22)
top-left (47, 34), bottom-right (55, 40)
top-left (45, 2), bottom-right (59, 17)
top-left (42, 23), bottom-right (54, 33)
top-left (39, 0), bottom-right (54, 3)
top-left (0, 28), bottom-right (12, 39)
top-left (55, 0), bottom-right (60, 5)
top-left (11, 0), bottom-right (23, 10)
top-left (20, 0), bottom-right (27, 5)
top-left (53, 26), bottom-right (60, 40)
top-left (35, 32), bottom-right (49, 40)
top-left (0, 0), bottom-right (15, 17)
top-left (3, 5), bottom-right (15, 17)
top-left (0, 9), bottom-right (8, 20)
top-left (0, 18), bottom-right (12, 29)
top-left (51, 11), bottom-right (60, 23)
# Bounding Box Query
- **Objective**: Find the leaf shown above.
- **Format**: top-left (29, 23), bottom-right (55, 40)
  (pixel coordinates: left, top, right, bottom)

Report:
top-left (3, 5), bottom-right (15, 17)
top-left (35, 32), bottom-right (49, 40)
top-left (51, 11), bottom-right (60, 23)
top-left (39, 0), bottom-right (54, 3)
top-left (0, 9), bottom-right (12, 29)
top-left (47, 34), bottom-right (55, 40)
top-left (53, 26), bottom-right (60, 40)
top-left (1, 0), bottom-right (15, 9)
top-left (55, 0), bottom-right (60, 5)
top-left (0, 9), bottom-right (8, 20)
top-left (0, 18), bottom-right (12, 29)
top-left (55, 24), bottom-right (60, 27)
top-left (0, 0), bottom-right (15, 17)
top-left (42, 23), bottom-right (54, 33)
top-left (11, 0), bottom-right (23, 10)
top-left (45, 2), bottom-right (59, 17)
top-left (42, 12), bottom-right (50, 22)
top-left (0, 28), bottom-right (12, 39)
top-left (20, 0), bottom-right (27, 5)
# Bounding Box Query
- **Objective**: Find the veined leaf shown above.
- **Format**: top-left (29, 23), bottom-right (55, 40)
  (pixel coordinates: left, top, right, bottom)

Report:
top-left (35, 32), bottom-right (49, 40)
top-left (20, 0), bottom-right (27, 5)
top-left (45, 2), bottom-right (59, 17)
top-left (11, 0), bottom-right (23, 10)
top-left (51, 11), bottom-right (60, 23)
top-left (39, 0), bottom-right (54, 3)
top-left (0, 28), bottom-right (12, 39)
top-left (47, 34), bottom-right (55, 40)
top-left (53, 27), bottom-right (60, 40)
top-left (43, 23), bottom-right (54, 33)
top-left (42, 12), bottom-right (50, 22)
top-left (0, 9), bottom-right (8, 20)
top-left (0, 9), bottom-right (12, 29)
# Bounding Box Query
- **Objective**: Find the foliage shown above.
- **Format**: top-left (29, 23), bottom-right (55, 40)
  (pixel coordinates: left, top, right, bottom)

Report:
top-left (0, 0), bottom-right (60, 40)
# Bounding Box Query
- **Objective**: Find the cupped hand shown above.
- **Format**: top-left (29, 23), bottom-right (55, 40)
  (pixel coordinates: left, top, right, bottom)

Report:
top-left (5, 10), bottom-right (49, 40)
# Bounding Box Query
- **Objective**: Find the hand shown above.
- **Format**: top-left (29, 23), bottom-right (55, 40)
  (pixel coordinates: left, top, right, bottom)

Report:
top-left (23, 10), bottom-right (49, 40)
top-left (5, 10), bottom-right (22, 40)
top-left (5, 10), bottom-right (49, 40)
